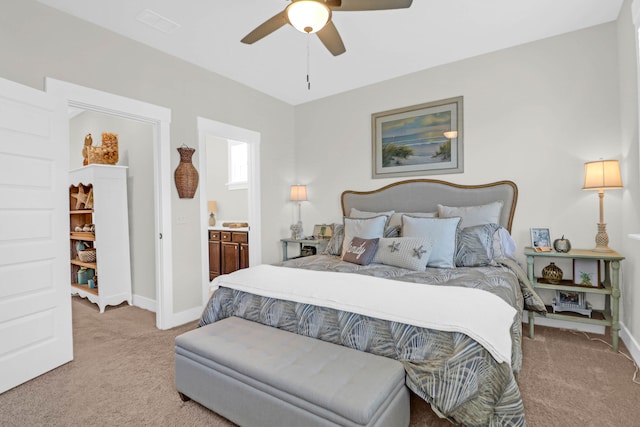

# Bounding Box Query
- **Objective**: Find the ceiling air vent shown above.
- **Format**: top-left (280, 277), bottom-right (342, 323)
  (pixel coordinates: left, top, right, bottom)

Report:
top-left (136, 9), bottom-right (181, 34)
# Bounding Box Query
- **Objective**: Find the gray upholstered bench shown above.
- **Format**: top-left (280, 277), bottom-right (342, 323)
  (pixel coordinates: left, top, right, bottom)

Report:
top-left (175, 316), bottom-right (409, 427)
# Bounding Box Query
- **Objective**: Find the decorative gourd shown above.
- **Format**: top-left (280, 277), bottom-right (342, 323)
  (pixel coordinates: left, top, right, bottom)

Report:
top-left (553, 235), bottom-right (571, 253)
top-left (542, 262), bottom-right (563, 284)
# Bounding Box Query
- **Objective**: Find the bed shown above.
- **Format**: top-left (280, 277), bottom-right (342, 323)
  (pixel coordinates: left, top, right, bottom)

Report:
top-left (199, 179), bottom-right (546, 426)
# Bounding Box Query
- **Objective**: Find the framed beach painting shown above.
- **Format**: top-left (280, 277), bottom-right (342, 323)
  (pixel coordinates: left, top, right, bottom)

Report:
top-left (371, 96), bottom-right (463, 179)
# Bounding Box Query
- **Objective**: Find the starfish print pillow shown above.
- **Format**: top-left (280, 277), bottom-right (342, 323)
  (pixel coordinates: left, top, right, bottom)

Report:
top-left (372, 237), bottom-right (433, 271)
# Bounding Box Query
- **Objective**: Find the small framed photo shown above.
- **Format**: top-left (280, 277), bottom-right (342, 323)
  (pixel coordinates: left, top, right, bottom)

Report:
top-left (312, 224), bottom-right (333, 239)
top-left (558, 290), bottom-right (583, 306)
top-left (573, 259), bottom-right (601, 287)
top-left (530, 228), bottom-right (551, 250)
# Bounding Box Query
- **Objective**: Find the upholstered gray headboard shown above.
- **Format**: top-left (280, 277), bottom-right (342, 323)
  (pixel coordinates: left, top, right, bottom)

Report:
top-left (341, 179), bottom-right (518, 232)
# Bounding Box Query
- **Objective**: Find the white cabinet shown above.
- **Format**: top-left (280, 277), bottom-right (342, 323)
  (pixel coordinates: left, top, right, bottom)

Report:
top-left (69, 165), bottom-right (132, 312)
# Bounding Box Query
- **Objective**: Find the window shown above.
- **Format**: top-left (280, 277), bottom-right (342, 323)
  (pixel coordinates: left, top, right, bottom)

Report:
top-left (227, 140), bottom-right (248, 190)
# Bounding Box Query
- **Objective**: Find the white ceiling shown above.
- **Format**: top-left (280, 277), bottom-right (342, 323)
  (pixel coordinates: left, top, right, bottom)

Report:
top-left (38, 0), bottom-right (623, 105)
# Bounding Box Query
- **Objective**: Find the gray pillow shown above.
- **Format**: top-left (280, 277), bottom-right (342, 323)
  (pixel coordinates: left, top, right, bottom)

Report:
top-left (373, 237), bottom-right (433, 271)
top-left (402, 215), bottom-right (461, 268)
top-left (437, 201), bottom-right (503, 228)
top-left (341, 215), bottom-right (388, 257)
top-left (322, 223), bottom-right (344, 256)
top-left (456, 223), bottom-right (501, 267)
top-left (342, 237), bottom-right (379, 265)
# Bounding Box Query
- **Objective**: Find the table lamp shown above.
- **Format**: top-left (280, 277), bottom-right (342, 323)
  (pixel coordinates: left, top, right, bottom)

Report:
top-left (290, 185), bottom-right (307, 239)
top-left (208, 201), bottom-right (218, 227)
top-left (582, 160), bottom-right (622, 252)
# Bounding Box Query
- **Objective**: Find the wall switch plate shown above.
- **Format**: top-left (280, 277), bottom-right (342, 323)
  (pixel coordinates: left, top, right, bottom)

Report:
top-left (177, 215), bottom-right (187, 224)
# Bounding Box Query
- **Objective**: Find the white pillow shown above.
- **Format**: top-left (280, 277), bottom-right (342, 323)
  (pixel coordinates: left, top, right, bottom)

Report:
top-left (349, 208), bottom-right (395, 220)
top-left (495, 227), bottom-right (517, 260)
top-left (342, 215), bottom-right (388, 257)
top-left (373, 237), bottom-right (433, 271)
top-left (388, 211), bottom-right (436, 228)
top-left (437, 201), bottom-right (504, 228)
top-left (402, 215), bottom-right (461, 268)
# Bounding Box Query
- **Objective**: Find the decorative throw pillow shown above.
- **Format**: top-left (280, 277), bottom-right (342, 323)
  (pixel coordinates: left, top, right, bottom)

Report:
top-left (322, 223), bottom-right (344, 256)
top-left (402, 215), bottom-right (461, 268)
top-left (373, 237), bottom-right (433, 271)
top-left (437, 201), bottom-right (504, 228)
top-left (494, 227), bottom-right (517, 260)
top-left (456, 223), bottom-right (501, 267)
top-left (349, 208), bottom-right (395, 220)
top-left (388, 211), bottom-right (437, 228)
top-left (384, 225), bottom-right (401, 238)
top-left (342, 237), bottom-right (379, 266)
top-left (342, 215), bottom-right (388, 256)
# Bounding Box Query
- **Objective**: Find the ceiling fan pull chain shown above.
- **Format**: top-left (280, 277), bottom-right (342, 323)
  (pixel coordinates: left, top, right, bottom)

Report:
top-left (306, 33), bottom-right (311, 90)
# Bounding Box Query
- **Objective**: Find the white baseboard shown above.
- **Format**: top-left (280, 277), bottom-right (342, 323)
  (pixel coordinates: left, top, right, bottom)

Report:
top-left (131, 294), bottom-right (202, 329)
top-left (166, 306), bottom-right (203, 328)
top-left (620, 322), bottom-right (640, 365)
top-left (132, 294), bottom-right (156, 313)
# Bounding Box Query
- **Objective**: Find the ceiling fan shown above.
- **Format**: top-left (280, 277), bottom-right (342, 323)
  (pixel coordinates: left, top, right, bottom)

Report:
top-left (241, 0), bottom-right (413, 56)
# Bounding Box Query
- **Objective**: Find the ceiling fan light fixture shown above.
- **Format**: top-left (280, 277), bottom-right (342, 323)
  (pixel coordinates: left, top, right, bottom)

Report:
top-left (286, 1), bottom-right (331, 34)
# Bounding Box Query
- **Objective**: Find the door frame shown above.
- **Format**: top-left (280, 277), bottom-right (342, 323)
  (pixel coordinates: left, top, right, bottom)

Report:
top-left (45, 78), bottom-right (175, 330)
top-left (197, 117), bottom-right (262, 305)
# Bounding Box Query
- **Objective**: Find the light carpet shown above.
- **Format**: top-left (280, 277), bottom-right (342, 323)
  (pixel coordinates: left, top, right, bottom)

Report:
top-left (0, 297), bottom-right (638, 426)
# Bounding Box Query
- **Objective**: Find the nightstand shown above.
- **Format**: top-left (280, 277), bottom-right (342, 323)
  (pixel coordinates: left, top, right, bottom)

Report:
top-left (281, 238), bottom-right (329, 261)
top-left (524, 247), bottom-right (624, 351)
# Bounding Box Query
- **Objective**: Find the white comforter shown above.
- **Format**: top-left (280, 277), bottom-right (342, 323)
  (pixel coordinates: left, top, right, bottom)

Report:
top-left (212, 264), bottom-right (517, 364)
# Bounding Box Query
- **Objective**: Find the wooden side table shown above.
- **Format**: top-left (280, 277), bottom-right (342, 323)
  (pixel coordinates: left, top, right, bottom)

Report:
top-left (524, 247), bottom-right (624, 351)
top-left (281, 238), bottom-right (329, 261)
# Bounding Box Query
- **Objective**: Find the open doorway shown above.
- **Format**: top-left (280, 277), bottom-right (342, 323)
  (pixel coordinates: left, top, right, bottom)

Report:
top-left (46, 78), bottom-right (177, 330)
top-left (197, 117), bottom-right (262, 305)
top-left (68, 111), bottom-right (156, 311)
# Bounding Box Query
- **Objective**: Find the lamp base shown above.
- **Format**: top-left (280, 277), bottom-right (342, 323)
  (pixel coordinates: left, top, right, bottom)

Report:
top-left (593, 223), bottom-right (613, 252)
top-left (209, 213), bottom-right (216, 227)
top-left (290, 221), bottom-right (304, 240)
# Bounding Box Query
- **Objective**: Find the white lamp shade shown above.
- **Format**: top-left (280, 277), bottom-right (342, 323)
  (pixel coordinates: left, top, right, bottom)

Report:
top-left (208, 201), bottom-right (218, 212)
top-left (583, 160), bottom-right (623, 190)
top-left (290, 185), bottom-right (308, 201)
top-left (286, 0), bottom-right (330, 34)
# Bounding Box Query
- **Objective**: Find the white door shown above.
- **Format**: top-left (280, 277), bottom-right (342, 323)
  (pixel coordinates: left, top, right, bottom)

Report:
top-left (0, 77), bottom-right (72, 393)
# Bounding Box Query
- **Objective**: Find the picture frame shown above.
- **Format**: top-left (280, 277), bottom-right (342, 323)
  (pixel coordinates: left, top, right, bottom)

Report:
top-left (553, 290), bottom-right (591, 316)
top-left (573, 259), bottom-right (601, 287)
top-left (371, 96), bottom-right (463, 179)
top-left (312, 224), bottom-right (333, 239)
top-left (530, 228), bottom-right (551, 250)
top-left (556, 290), bottom-right (587, 309)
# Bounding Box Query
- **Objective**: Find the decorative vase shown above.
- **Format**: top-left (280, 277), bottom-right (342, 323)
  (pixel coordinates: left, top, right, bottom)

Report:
top-left (553, 235), bottom-right (571, 253)
top-left (78, 267), bottom-right (89, 285)
top-left (542, 262), bottom-right (563, 284)
top-left (174, 145), bottom-right (199, 199)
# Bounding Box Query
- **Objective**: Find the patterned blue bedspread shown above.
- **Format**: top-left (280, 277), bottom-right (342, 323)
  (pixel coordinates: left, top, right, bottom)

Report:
top-left (199, 255), bottom-right (529, 426)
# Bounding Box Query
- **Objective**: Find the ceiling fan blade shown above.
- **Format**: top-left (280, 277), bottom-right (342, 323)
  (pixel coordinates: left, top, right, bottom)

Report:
top-left (316, 21), bottom-right (346, 56)
top-left (241, 11), bottom-right (288, 44)
top-left (331, 0), bottom-right (412, 11)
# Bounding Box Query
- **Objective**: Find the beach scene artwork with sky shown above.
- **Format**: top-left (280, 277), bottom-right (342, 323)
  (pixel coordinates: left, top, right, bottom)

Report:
top-left (381, 110), bottom-right (453, 167)
top-left (373, 98), bottom-right (462, 178)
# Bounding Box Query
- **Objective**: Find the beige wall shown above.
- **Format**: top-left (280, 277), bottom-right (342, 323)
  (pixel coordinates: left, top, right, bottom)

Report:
top-left (2, 0), bottom-right (638, 349)
top-left (295, 18), bottom-right (640, 347)
top-left (0, 0), bottom-right (295, 313)
top-left (295, 23), bottom-right (622, 251)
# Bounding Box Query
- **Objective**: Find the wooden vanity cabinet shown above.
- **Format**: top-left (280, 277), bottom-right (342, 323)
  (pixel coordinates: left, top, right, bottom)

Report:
top-left (209, 230), bottom-right (248, 279)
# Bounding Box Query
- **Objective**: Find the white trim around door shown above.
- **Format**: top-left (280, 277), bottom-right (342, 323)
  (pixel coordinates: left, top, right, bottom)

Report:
top-left (197, 117), bottom-right (262, 305)
top-left (45, 78), bottom-right (176, 330)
